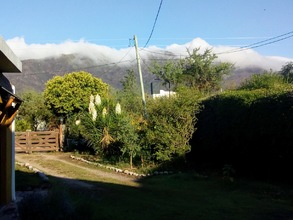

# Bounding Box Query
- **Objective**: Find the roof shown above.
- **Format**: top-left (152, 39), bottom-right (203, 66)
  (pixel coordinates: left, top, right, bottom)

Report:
top-left (0, 36), bottom-right (22, 73)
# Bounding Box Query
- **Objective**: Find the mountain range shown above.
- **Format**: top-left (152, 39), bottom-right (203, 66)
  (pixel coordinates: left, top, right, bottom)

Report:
top-left (4, 52), bottom-right (269, 94)
top-left (5, 37), bottom-right (292, 94)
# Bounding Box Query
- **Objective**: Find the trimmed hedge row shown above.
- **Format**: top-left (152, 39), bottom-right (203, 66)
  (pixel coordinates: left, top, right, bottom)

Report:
top-left (188, 89), bottom-right (293, 182)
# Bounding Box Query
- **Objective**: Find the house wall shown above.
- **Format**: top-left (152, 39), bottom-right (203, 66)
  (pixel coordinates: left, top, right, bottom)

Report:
top-left (0, 124), bottom-right (13, 205)
top-left (0, 37), bottom-right (22, 206)
top-left (152, 89), bottom-right (176, 99)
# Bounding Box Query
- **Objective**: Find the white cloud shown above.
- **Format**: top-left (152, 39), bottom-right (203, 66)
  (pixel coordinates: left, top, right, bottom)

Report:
top-left (6, 37), bottom-right (293, 71)
top-left (213, 46), bottom-right (291, 71)
top-left (165, 38), bottom-right (292, 71)
top-left (6, 37), bottom-right (136, 63)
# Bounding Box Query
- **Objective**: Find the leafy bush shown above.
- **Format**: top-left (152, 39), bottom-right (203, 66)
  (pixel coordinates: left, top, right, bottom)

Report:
top-left (238, 71), bottom-right (291, 91)
top-left (189, 89), bottom-right (293, 182)
top-left (145, 87), bottom-right (202, 162)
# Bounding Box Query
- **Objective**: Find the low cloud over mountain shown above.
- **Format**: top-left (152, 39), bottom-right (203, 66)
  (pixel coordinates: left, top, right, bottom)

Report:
top-left (4, 37), bottom-right (293, 92)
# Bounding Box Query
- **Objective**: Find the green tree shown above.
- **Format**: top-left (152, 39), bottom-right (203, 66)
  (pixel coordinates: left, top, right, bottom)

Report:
top-left (113, 113), bottom-right (139, 169)
top-left (43, 71), bottom-right (109, 117)
top-left (280, 61), bottom-right (293, 83)
top-left (16, 89), bottom-right (52, 131)
top-left (150, 48), bottom-right (233, 93)
top-left (149, 60), bottom-right (183, 88)
top-left (117, 70), bottom-right (148, 166)
top-left (181, 48), bottom-right (233, 92)
top-left (117, 69), bottom-right (142, 114)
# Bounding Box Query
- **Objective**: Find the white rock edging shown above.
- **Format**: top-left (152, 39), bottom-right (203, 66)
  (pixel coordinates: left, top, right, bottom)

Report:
top-left (16, 161), bottom-right (49, 182)
top-left (70, 155), bottom-right (177, 177)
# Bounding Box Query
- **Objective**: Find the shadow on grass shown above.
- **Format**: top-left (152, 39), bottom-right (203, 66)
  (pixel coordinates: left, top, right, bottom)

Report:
top-left (15, 168), bottom-right (293, 220)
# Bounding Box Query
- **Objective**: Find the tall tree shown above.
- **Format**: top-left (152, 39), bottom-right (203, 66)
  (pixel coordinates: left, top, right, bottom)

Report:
top-left (181, 48), bottom-right (233, 92)
top-left (150, 48), bottom-right (233, 93)
top-left (280, 61), bottom-right (293, 83)
top-left (43, 71), bottom-right (109, 117)
top-left (16, 89), bottom-right (52, 131)
top-left (117, 69), bottom-right (142, 114)
top-left (149, 60), bottom-right (183, 88)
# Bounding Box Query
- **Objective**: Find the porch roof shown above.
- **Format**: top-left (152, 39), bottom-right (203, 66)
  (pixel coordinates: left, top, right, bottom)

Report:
top-left (0, 36), bottom-right (22, 73)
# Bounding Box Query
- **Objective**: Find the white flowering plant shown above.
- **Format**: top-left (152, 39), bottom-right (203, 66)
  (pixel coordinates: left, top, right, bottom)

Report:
top-left (79, 94), bottom-right (140, 166)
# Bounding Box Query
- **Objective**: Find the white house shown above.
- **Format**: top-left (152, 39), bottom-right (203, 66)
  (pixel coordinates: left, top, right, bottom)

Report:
top-left (152, 89), bottom-right (176, 99)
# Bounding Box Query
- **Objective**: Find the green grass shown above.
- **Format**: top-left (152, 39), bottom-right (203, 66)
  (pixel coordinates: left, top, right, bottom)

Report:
top-left (15, 164), bottom-right (49, 191)
top-left (15, 160), bottom-right (293, 220)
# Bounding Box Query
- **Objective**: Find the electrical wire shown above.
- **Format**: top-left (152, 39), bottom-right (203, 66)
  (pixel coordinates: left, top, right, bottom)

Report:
top-left (140, 48), bottom-right (179, 56)
top-left (216, 31), bottom-right (293, 55)
top-left (98, 47), bottom-right (135, 75)
top-left (143, 0), bottom-right (163, 48)
top-left (141, 31), bottom-right (293, 58)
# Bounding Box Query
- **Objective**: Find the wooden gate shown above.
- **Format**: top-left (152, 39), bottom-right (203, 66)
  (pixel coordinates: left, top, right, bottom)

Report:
top-left (15, 131), bottom-right (59, 153)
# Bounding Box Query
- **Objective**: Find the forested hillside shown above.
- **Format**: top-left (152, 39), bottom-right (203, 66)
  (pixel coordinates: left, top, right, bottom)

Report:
top-left (5, 53), bottom-right (266, 93)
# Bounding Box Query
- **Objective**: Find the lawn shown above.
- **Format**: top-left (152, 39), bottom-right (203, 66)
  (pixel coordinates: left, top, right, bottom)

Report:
top-left (15, 159), bottom-right (293, 220)
top-left (15, 164), bottom-right (50, 191)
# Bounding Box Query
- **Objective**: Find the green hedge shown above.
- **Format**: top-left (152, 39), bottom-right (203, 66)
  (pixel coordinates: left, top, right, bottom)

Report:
top-left (189, 89), bottom-right (293, 182)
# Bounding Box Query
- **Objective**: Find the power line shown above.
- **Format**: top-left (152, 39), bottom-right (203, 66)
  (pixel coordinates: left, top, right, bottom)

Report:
top-left (216, 31), bottom-right (293, 55)
top-left (140, 48), bottom-right (180, 56)
top-left (99, 47), bottom-right (135, 75)
top-left (141, 31), bottom-right (293, 58)
top-left (143, 0), bottom-right (163, 48)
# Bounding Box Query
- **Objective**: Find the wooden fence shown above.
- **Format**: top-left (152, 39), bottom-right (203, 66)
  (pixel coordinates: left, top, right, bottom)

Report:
top-left (15, 131), bottom-right (60, 153)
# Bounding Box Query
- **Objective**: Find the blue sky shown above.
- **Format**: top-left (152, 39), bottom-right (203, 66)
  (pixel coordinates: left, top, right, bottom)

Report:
top-left (1, 0), bottom-right (293, 69)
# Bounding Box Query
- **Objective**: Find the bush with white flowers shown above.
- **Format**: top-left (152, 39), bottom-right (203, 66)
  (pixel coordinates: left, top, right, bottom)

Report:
top-left (78, 94), bottom-right (139, 167)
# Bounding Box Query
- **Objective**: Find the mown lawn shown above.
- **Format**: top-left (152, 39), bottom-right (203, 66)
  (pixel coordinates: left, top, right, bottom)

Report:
top-left (15, 164), bottom-right (50, 191)
top-left (16, 162), bottom-right (293, 220)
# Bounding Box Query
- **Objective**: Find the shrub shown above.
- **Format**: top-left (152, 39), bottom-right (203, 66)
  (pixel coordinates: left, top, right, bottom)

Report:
top-left (189, 89), bottom-right (293, 182)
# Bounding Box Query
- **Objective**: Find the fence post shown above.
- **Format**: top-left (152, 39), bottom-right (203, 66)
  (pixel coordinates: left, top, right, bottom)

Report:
top-left (26, 130), bottom-right (31, 154)
top-left (56, 131), bottom-right (59, 152)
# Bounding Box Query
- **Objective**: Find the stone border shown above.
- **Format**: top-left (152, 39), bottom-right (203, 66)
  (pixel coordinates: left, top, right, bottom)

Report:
top-left (16, 162), bottom-right (49, 182)
top-left (16, 155), bottom-right (179, 182)
top-left (70, 155), bottom-right (176, 177)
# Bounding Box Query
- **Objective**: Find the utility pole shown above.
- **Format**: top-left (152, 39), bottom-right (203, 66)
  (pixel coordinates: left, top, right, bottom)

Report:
top-left (133, 35), bottom-right (147, 115)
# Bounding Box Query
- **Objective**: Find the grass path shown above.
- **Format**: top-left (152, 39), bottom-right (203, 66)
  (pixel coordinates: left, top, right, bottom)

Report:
top-left (15, 152), bottom-right (140, 187)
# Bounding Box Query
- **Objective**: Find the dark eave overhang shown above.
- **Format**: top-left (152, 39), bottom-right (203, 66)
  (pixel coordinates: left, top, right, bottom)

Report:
top-left (0, 36), bottom-right (22, 73)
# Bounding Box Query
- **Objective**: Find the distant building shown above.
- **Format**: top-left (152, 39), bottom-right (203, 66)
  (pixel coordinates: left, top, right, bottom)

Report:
top-left (152, 89), bottom-right (176, 99)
